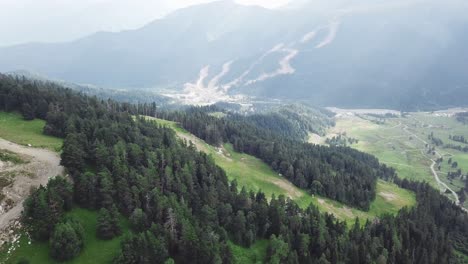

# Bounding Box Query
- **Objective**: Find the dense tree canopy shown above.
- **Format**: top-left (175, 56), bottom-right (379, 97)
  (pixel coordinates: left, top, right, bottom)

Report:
top-left (49, 217), bottom-right (84, 261)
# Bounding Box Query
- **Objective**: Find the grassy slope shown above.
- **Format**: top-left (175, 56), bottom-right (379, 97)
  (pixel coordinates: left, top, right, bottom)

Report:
top-left (0, 112), bottom-right (63, 152)
top-left (146, 117), bottom-right (415, 223)
top-left (146, 117), bottom-right (416, 263)
top-left (2, 208), bottom-right (129, 264)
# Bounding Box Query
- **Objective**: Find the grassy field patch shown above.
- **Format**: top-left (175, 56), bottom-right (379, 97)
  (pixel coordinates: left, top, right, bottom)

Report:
top-left (0, 112), bottom-right (62, 152)
top-left (229, 240), bottom-right (269, 264)
top-left (1, 208), bottom-right (129, 264)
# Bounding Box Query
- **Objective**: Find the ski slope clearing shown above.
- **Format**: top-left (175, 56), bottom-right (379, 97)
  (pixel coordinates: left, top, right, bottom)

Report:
top-left (143, 116), bottom-right (416, 225)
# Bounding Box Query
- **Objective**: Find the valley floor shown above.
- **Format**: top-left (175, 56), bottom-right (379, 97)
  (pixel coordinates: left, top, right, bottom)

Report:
top-left (314, 108), bottom-right (468, 210)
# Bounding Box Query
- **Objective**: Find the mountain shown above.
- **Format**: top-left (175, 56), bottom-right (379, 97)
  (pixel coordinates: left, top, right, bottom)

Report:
top-left (1, 0), bottom-right (468, 110)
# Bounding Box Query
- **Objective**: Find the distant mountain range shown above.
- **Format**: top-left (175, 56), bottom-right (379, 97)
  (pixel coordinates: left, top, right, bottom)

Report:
top-left (1, 0), bottom-right (468, 110)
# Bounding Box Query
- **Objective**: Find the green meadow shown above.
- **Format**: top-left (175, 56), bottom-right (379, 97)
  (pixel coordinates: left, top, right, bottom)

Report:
top-left (228, 240), bottom-right (269, 264)
top-left (325, 112), bottom-right (468, 208)
top-left (1, 208), bottom-right (130, 264)
top-left (0, 112), bottom-right (63, 152)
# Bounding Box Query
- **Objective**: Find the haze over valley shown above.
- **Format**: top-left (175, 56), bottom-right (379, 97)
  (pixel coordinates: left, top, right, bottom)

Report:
top-left (2, 0), bottom-right (468, 109)
top-left (1, 1), bottom-right (468, 263)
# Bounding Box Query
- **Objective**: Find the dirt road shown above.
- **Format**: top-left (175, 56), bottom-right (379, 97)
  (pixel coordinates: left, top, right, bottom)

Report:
top-left (0, 138), bottom-right (63, 232)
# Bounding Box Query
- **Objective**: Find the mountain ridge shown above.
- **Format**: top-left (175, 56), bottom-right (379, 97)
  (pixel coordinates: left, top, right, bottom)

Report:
top-left (1, 0), bottom-right (468, 110)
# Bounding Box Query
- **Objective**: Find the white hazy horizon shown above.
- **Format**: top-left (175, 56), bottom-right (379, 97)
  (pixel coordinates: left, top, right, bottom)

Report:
top-left (0, 0), bottom-right (292, 47)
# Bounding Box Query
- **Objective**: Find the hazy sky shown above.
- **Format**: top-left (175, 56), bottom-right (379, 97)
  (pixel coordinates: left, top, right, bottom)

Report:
top-left (0, 0), bottom-right (292, 47)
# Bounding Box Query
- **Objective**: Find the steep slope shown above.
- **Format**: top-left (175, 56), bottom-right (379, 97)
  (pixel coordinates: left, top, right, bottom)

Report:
top-left (0, 1), bottom-right (273, 89)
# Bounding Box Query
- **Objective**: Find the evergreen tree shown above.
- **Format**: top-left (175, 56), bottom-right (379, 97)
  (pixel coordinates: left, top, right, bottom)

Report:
top-left (130, 208), bottom-right (148, 232)
top-left (61, 133), bottom-right (86, 173)
top-left (22, 187), bottom-right (51, 240)
top-left (21, 102), bottom-right (35, 120)
top-left (97, 208), bottom-right (114, 240)
top-left (266, 235), bottom-right (289, 264)
top-left (114, 231), bottom-right (168, 264)
top-left (97, 206), bottom-right (121, 240)
top-left (49, 220), bottom-right (84, 261)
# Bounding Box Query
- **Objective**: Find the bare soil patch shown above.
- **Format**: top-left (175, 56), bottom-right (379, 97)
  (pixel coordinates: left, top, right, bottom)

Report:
top-left (379, 191), bottom-right (397, 201)
top-left (268, 178), bottom-right (302, 199)
top-left (0, 138), bottom-right (63, 245)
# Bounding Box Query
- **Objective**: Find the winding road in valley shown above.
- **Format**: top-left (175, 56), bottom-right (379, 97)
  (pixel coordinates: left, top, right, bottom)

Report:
top-left (399, 124), bottom-right (467, 212)
top-left (0, 138), bottom-right (63, 232)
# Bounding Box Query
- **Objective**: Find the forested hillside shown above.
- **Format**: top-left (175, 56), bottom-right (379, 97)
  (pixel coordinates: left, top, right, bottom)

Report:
top-left (180, 104), bottom-right (334, 141)
top-left (241, 104), bottom-right (335, 140)
top-left (1, 74), bottom-right (468, 263)
top-left (157, 107), bottom-right (393, 210)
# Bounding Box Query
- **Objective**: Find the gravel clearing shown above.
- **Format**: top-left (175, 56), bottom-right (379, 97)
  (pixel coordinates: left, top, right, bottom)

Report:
top-left (0, 137), bottom-right (63, 243)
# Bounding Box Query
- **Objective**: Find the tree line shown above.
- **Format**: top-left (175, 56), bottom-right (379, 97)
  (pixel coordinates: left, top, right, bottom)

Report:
top-left (456, 112), bottom-right (468, 125)
top-left (450, 135), bottom-right (468, 144)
